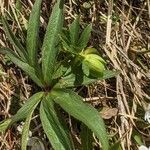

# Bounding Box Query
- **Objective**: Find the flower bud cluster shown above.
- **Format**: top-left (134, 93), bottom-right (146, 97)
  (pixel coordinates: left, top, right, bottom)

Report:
top-left (77, 48), bottom-right (106, 77)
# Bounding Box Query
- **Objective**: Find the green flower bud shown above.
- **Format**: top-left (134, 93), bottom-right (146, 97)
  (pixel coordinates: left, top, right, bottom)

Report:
top-left (83, 47), bottom-right (98, 55)
top-left (82, 54), bottom-right (106, 77)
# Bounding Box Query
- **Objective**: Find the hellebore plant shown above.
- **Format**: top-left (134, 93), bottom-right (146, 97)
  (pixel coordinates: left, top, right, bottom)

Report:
top-left (0, 0), bottom-right (118, 149)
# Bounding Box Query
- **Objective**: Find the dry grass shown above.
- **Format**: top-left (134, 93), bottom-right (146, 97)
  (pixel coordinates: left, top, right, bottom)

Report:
top-left (0, 0), bottom-right (150, 149)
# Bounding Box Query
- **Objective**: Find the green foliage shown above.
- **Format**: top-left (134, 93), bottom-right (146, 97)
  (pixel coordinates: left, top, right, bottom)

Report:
top-left (0, 119), bottom-right (11, 133)
top-left (1, 17), bottom-right (28, 62)
top-left (60, 16), bottom-right (92, 53)
top-left (0, 0), bottom-right (118, 149)
top-left (0, 47), bottom-right (44, 87)
top-left (132, 130), bottom-right (143, 145)
top-left (10, 92), bottom-right (44, 125)
top-left (51, 89), bottom-right (109, 150)
top-left (82, 53), bottom-right (106, 77)
top-left (69, 16), bottom-right (80, 47)
top-left (26, 0), bottom-right (42, 67)
top-left (110, 141), bottom-right (122, 150)
top-left (78, 24), bottom-right (92, 50)
top-left (40, 95), bottom-right (73, 149)
top-left (80, 123), bottom-right (93, 150)
top-left (21, 105), bottom-right (37, 150)
top-left (59, 18), bottom-right (109, 78)
top-left (42, 0), bottom-right (64, 85)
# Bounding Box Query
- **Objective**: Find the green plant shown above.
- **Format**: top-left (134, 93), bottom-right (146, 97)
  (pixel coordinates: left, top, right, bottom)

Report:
top-left (0, 0), bottom-right (118, 149)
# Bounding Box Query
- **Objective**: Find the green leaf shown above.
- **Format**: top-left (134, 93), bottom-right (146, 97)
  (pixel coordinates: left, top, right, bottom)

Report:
top-left (51, 89), bottom-right (109, 150)
top-left (40, 95), bottom-right (73, 150)
top-left (21, 114), bottom-right (32, 150)
top-left (69, 16), bottom-right (80, 46)
top-left (0, 119), bottom-right (11, 133)
top-left (102, 70), bottom-right (119, 79)
top-left (132, 130), bottom-right (143, 145)
top-left (61, 28), bottom-right (71, 43)
top-left (1, 17), bottom-right (28, 62)
top-left (52, 64), bottom-right (66, 80)
top-left (80, 123), bottom-right (93, 150)
top-left (110, 141), bottom-right (122, 150)
top-left (42, 0), bottom-right (64, 85)
top-left (26, 0), bottom-right (42, 67)
top-left (78, 24), bottom-right (92, 50)
top-left (59, 29), bottom-right (71, 51)
top-left (82, 61), bottom-right (90, 76)
top-left (11, 92), bottom-right (43, 125)
top-left (55, 70), bottom-right (119, 88)
top-left (59, 34), bottom-right (72, 52)
top-left (21, 97), bottom-right (40, 150)
top-left (0, 47), bottom-right (44, 87)
top-left (0, 47), bottom-right (21, 58)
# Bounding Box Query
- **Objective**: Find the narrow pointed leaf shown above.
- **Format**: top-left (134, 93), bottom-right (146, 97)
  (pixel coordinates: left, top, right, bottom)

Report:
top-left (0, 119), bottom-right (11, 133)
top-left (55, 70), bottom-right (119, 88)
top-left (78, 24), bottom-right (92, 50)
top-left (59, 34), bottom-right (72, 52)
top-left (11, 92), bottom-right (43, 125)
top-left (51, 89), bottom-right (109, 150)
top-left (42, 0), bottom-right (64, 85)
top-left (2, 17), bottom-right (28, 62)
top-left (0, 47), bottom-right (21, 58)
top-left (69, 16), bottom-right (80, 46)
top-left (21, 97), bottom-right (41, 150)
top-left (40, 95), bottom-right (73, 150)
top-left (59, 28), bottom-right (77, 53)
top-left (26, 0), bottom-right (42, 67)
top-left (0, 93), bottom-right (43, 134)
top-left (21, 113), bottom-right (32, 150)
top-left (80, 123), bottom-right (93, 150)
top-left (0, 48), bottom-right (44, 87)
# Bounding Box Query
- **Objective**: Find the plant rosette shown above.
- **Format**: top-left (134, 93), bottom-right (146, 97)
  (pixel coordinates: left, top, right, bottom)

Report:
top-left (0, 0), bottom-right (118, 148)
